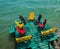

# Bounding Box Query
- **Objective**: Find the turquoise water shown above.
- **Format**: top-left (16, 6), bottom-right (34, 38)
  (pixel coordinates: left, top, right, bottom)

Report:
top-left (0, 0), bottom-right (60, 26)
top-left (0, 0), bottom-right (60, 49)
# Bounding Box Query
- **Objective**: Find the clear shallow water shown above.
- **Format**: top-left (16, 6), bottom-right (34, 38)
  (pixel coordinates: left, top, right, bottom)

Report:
top-left (0, 0), bottom-right (60, 27)
top-left (0, 0), bottom-right (60, 49)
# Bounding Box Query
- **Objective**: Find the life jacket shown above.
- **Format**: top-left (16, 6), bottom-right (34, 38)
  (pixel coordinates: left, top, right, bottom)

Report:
top-left (16, 27), bottom-right (26, 35)
top-left (39, 19), bottom-right (46, 28)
